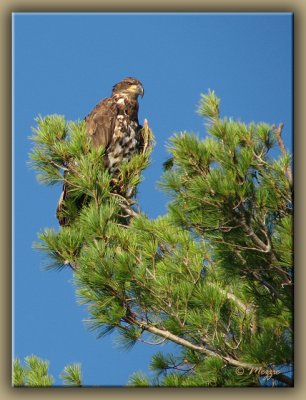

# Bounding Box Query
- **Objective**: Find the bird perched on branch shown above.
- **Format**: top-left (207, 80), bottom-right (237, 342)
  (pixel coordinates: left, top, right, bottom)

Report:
top-left (56, 77), bottom-right (147, 226)
top-left (85, 77), bottom-right (145, 173)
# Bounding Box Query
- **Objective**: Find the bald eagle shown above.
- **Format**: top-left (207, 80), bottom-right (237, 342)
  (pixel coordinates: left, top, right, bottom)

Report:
top-left (56, 77), bottom-right (145, 226)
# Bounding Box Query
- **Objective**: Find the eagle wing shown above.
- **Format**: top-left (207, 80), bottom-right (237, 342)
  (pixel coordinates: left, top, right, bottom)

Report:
top-left (57, 97), bottom-right (119, 226)
top-left (85, 97), bottom-right (118, 149)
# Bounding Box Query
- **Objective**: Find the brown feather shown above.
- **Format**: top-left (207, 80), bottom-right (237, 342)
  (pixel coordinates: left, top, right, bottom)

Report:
top-left (56, 77), bottom-right (144, 226)
top-left (85, 97), bottom-right (117, 149)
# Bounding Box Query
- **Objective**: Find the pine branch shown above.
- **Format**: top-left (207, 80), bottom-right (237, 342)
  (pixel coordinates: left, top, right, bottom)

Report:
top-left (272, 123), bottom-right (293, 187)
top-left (235, 209), bottom-right (270, 253)
top-left (60, 363), bottom-right (82, 386)
top-left (125, 315), bottom-right (292, 385)
top-left (30, 95), bottom-right (292, 387)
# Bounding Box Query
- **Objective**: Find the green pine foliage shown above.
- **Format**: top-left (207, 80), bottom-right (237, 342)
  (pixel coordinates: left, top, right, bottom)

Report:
top-left (13, 355), bottom-right (54, 387)
top-left (13, 355), bottom-right (82, 387)
top-left (12, 358), bottom-right (25, 387)
top-left (29, 91), bottom-right (293, 387)
top-left (60, 363), bottom-right (82, 386)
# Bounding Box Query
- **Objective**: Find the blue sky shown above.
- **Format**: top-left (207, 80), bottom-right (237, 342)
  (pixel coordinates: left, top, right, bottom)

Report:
top-left (13, 13), bottom-right (292, 386)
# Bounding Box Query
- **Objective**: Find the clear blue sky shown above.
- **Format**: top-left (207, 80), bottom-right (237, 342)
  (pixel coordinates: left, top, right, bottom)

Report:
top-left (13, 13), bottom-right (292, 386)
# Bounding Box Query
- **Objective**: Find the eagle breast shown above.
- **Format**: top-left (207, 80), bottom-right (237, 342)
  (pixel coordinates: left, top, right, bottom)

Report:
top-left (105, 94), bottom-right (139, 173)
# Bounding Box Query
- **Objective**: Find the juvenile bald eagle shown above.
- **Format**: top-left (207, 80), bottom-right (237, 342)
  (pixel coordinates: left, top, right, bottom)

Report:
top-left (56, 77), bottom-right (145, 226)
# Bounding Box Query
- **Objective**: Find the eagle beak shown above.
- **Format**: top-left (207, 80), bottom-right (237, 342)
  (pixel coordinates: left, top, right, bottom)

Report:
top-left (138, 84), bottom-right (144, 98)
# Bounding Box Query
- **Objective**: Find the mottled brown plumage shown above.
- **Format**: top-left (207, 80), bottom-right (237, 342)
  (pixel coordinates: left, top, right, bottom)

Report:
top-left (85, 77), bottom-right (144, 171)
top-left (56, 77), bottom-right (144, 226)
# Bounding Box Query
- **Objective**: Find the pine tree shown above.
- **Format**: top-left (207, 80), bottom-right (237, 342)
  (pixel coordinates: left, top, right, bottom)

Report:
top-left (28, 91), bottom-right (293, 387)
top-left (12, 355), bottom-right (82, 387)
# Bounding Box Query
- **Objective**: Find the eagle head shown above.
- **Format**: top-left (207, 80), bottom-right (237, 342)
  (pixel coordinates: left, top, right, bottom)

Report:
top-left (112, 77), bottom-right (144, 98)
